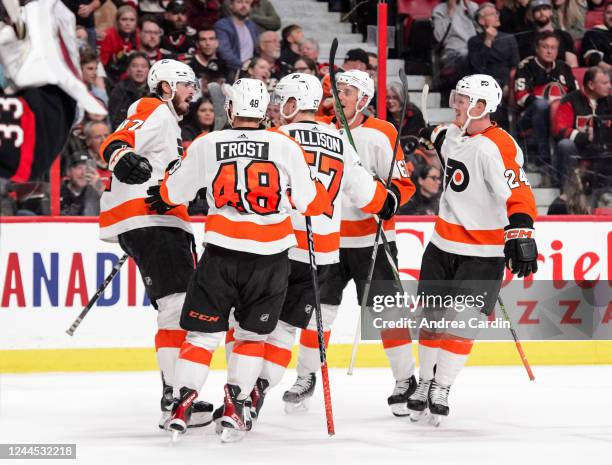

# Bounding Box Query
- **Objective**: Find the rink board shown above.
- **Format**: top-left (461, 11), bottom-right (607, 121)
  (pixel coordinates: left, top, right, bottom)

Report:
top-left (1, 216), bottom-right (611, 373)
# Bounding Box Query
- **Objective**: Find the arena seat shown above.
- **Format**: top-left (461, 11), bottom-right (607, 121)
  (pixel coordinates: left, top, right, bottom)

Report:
top-left (397, 0), bottom-right (438, 20)
top-left (585, 10), bottom-right (604, 29)
top-left (572, 67), bottom-right (588, 89)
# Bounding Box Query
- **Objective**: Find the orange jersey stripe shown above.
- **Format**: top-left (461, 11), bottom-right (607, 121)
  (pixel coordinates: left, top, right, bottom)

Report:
top-left (233, 341), bottom-right (265, 358)
top-left (380, 328), bottom-right (412, 348)
top-left (179, 342), bottom-right (213, 365)
top-left (391, 178), bottom-right (416, 206)
top-left (434, 217), bottom-right (504, 246)
top-left (263, 343), bottom-right (292, 367)
top-left (361, 180), bottom-right (388, 214)
top-left (155, 329), bottom-right (186, 350)
top-left (481, 127), bottom-right (537, 221)
top-left (205, 215), bottom-right (294, 242)
top-left (303, 180), bottom-right (331, 216)
top-left (294, 230), bottom-right (340, 253)
top-left (340, 217), bottom-right (395, 237)
top-left (418, 329), bottom-right (441, 349)
top-left (300, 329), bottom-right (330, 349)
top-left (440, 336), bottom-right (474, 355)
top-left (99, 198), bottom-right (189, 228)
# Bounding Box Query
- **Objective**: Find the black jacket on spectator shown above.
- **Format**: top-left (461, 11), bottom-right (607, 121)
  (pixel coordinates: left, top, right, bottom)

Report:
top-left (161, 25), bottom-right (197, 59)
top-left (61, 0), bottom-right (100, 29)
top-left (398, 189), bottom-right (440, 216)
top-left (514, 57), bottom-right (579, 109)
top-left (499, 4), bottom-right (530, 36)
top-left (60, 182), bottom-right (100, 216)
top-left (517, 28), bottom-right (575, 61)
top-left (581, 25), bottom-right (612, 66)
top-left (387, 102), bottom-right (426, 140)
top-left (467, 32), bottom-right (520, 88)
top-left (108, 79), bottom-right (148, 130)
top-left (552, 90), bottom-right (612, 146)
top-left (189, 55), bottom-right (231, 85)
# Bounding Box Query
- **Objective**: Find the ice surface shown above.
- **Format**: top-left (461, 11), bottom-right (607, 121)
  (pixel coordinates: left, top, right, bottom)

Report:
top-left (0, 366), bottom-right (611, 465)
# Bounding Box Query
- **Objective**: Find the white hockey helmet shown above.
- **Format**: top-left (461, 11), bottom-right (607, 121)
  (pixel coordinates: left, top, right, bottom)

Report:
top-left (273, 73), bottom-right (323, 119)
top-left (147, 59), bottom-right (198, 96)
top-left (224, 78), bottom-right (270, 121)
top-left (335, 69), bottom-right (375, 111)
top-left (450, 74), bottom-right (502, 115)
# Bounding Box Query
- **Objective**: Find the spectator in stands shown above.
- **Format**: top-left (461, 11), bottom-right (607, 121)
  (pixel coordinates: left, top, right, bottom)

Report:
top-left (281, 24), bottom-right (304, 65)
top-left (81, 49), bottom-right (109, 107)
top-left (266, 102), bottom-right (281, 127)
top-left (386, 82), bottom-right (426, 139)
top-left (185, 0), bottom-right (221, 30)
top-left (139, 16), bottom-right (171, 66)
top-left (587, 0), bottom-right (605, 9)
top-left (301, 38), bottom-right (320, 66)
top-left (61, 0), bottom-right (105, 51)
top-left (138, 0), bottom-right (165, 19)
top-left (257, 31), bottom-right (291, 80)
top-left (100, 4), bottom-right (140, 83)
top-left (83, 121), bottom-right (112, 191)
top-left (515, 31), bottom-right (579, 163)
top-left (180, 97), bottom-right (215, 145)
top-left (293, 57), bottom-right (319, 76)
top-left (499, 0), bottom-right (531, 35)
top-left (162, 0), bottom-right (197, 61)
top-left (553, 66), bottom-right (612, 185)
top-left (240, 56), bottom-right (272, 89)
top-left (215, 0), bottom-right (258, 74)
top-left (547, 166), bottom-right (593, 213)
top-left (582, 0), bottom-right (612, 68)
top-left (249, 0), bottom-right (281, 32)
top-left (552, 0), bottom-right (586, 40)
top-left (468, 3), bottom-right (520, 90)
top-left (432, 1), bottom-right (479, 81)
top-left (189, 27), bottom-right (230, 92)
top-left (398, 165), bottom-right (442, 215)
top-left (517, 0), bottom-right (578, 67)
top-left (60, 153), bottom-right (102, 216)
top-left (108, 52), bottom-right (150, 129)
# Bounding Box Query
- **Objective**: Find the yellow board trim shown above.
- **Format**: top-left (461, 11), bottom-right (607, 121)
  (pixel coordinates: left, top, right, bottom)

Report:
top-left (1, 341), bottom-right (611, 373)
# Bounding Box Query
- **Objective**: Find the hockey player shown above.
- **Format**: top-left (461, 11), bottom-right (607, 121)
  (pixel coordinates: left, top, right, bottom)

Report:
top-left (409, 74), bottom-right (538, 425)
top-left (285, 69), bottom-right (418, 417)
top-left (231, 73), bottom-right (399, 419)
top-left (147, 78), bottom-right (332, 443)
top-left (98, 59), bottom-right (212, 430)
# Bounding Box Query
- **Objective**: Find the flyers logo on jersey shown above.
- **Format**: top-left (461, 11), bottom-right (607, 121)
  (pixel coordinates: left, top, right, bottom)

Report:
top-left (445, 158), bottom-right (470, 192)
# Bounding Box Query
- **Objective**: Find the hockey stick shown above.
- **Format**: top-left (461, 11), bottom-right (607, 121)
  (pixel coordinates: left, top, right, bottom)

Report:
top-left (66, 253), bottom-right (129, 336)
top-left (305, 217), bottom-right (336, 436)
top-left (497, 295), bottom-right (535, 381)
top-left (345, 62), bottom-right (410, 375)
top-left (421, 83), bottom-right (430, 125)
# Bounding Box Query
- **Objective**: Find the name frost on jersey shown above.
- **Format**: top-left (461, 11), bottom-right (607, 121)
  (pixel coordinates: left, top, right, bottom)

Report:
top-left (216, 141), bottom-right (270, 160)
top-left (289, 129), bottom-right (344, 154)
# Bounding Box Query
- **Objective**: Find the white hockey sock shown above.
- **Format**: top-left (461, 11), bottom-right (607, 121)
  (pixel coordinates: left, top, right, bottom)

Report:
top-left (155, 292), bottom-right (186, 387)
top-left (435, 337), bottom-right (474, 386)
top-left (173, 331), bottom-right (221, 397)
top-left (383, 343), bottom-right (415, 381)
top-left (225, 328), bottom-right (235, 365)
top-left (260, 321), bottom-right (296, 388)
top-left (228, 340), bottom-right (265, 399)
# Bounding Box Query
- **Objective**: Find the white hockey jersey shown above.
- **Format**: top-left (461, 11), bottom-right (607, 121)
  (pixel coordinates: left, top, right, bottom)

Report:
top-left (279, 121), bottom-right (388, 265)
top-left (431, 123), bottom-right (537, 257)
top-left (321, 115), bottom-right (416, 248)
top-left (99, 98), bottom-right (192, 242)
top-left (160, 127), bottom-right (330, 255)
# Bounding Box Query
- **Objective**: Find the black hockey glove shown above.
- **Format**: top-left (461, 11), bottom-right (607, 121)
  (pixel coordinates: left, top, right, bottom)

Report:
top-left (503, 215), bottom-right (538, 278)
top-left (377, 183), bottom-right (401, 221)
top-left (113, 151), bottom-right (152, 184)
top-left (145, 184), bottom-right (176, 214)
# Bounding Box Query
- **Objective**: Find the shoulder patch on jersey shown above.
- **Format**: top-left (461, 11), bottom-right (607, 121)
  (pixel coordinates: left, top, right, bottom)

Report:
top-left (134, 97), bottom-right (164, 117)
top-left (518, 56), bottom-right (533, 68)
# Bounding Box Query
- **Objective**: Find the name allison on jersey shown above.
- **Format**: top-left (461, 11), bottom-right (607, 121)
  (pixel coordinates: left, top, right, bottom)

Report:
top-left (159, 127), bottom-right (330, 255)
top-left (280, 121), bottom-right (388, 265)
top-left (98, 97), bottom-right (191, 242)
top-left (320, 115), bottom-right (416, 248)
top-left (432, 123), bottom-right (537, 257)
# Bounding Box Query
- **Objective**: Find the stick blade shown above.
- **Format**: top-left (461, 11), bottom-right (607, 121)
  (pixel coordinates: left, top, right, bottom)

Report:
top-left (421, 83), bottom-right (430, 125)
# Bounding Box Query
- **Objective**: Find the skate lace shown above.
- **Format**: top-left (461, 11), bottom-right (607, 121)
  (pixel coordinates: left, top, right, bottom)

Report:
top-left (289, 375), bottom-right (313, 394)
top-left (392, 378), bottom-right (413, 396)
top-left (430, 382), bottom-right (450, 407)
top-left (413, 378), bottom-right (432, 400)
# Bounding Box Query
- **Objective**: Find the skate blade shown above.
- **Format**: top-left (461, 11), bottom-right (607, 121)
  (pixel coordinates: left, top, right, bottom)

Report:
top-left (158, 411), bottom-right (172, 430)
top-left (170, 430), bottom-right (181, 444)
top-left (284, 398), bottom-right (311, 415)
top-left (187, 411), bottom-right (213, 428)
top-left (429, 414), bottom-right (442, 427)
top-left (167, 419), bottom-right (187, 438)
top-left (409, 409), bottom-right (429, 423)
top-left (214, 419), bottom-right (224, 436)
top-left (220, 427), bottom-right (246, 443)
top-left (390, 404), bottom-right (411, 417)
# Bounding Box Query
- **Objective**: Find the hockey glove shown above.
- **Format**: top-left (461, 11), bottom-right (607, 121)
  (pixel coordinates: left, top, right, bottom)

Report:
top-left (145, 184), bottom-right (176, 214)
top-left (113, 151), bottom-right (153, 184)
top-left (377, 183), bottom-right (401, 221)
top-left (503, 223), bottom-right (538, 278)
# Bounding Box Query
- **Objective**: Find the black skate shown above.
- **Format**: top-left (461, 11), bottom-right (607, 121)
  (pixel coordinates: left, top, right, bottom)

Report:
top-left (387, 375), bottom-right (417, 417)
top-left (188, 399), bottom-right (214, 428)
top-left (407, 377), bottom-right (432, 422)
top-left (428, 380), bottom-right (451, 427)
top-left (158, 384), bottom-right (174, 429)
top-left (219, 384), bottom-right (252, 443)
top-left (282, 373), bottom-right (316, 414)
top-left (249, 377), bottom-right (270, 421)
top-left (167, 387), bottom-right (198, 441)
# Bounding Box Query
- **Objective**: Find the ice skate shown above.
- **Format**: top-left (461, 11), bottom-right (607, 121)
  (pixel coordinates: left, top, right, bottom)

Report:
top-left (188, 399), bottom-right (214, 428)
top-left (407, 377), bottom-right (432, 422)
top-left (428, 380), bottom-right (450, 427)
top-left (249, 377), bottom-right (270, 421)
top-left (219, 384), bottom-right (252, 443)
top-left (167, 387), bottom-right (198, 441)
top-left (387, 375), bottom-right (417, 417)
top-left (283, 373), bottom-right (316, 414)
top-left (158, 384), bottom-right (174, 429)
